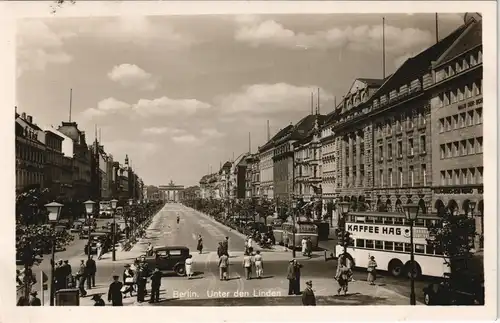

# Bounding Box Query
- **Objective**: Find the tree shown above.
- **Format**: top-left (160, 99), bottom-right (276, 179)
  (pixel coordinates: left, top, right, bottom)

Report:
top-left (427, 207), bottom-right (478, 274)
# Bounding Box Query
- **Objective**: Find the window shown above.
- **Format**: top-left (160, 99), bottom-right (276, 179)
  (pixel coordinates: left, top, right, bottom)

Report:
top-left (459, 113), bottom-right (465, 128)
top-left (446, 116), bottom-right (452, 131)
top-left (398, 167), bottom-right (403, 186)
top-left (366, 240), bottom-right (374, 249)
top-left (356, 239), bottom-right (365, 248)
top-left (470, 53), bottom-right (477, 66)
top-left (465, 84), bottom-right (472, 98)
top-left (450, 90), bottom-right (457, 103)
top-left (440, 144), bottom-right (446, 159)
top-left (375, 241), bottom-right (384, 250)
top-left (408, 138), bottom-right (414, 155)
top-left (468, 139), bottom-right (475, 155)
top-left (458, 88), bottom-right (464, 101)
top-left (388, 143), bottom-right (393, 159)
top-left (397, 140), bottom-right (403, 157)
top-left (378, 145), bottom-right (383, 160)
top-left (404, 243), bottom-right (412, 252)
top-left (476, 108), bottom-right (482, 124)
top-left (422, 164), bottom-right (427, 186)
top-left (476, 137), bottom-right (483, 153)
top-left (394, 242), bottom-right (404, 252)
top-left (452, 142), bottom-right (458, 157)
top-left (374, 216), bottom-right (383, 224)
top-left (469, 168), bottom-right (475, 184)
top-left (415, 244), bottom-right (425, 254)
top-left (420, 135), bottom-right (426, 154)
top-left (461, 168), bottom-right (468, 185)
top-left (389, 168), bottom-right (393, 187)
top-left (384, 241), bottom-right (394, 251)
top-left (447, 170), bottom-right (453, 185)
top-left (478, 167), bottom-right (483, 184)
top-left (478, 50), bottom-right (483, 63)
top-left (379, 169), bottom-right (384, 186)
top-left (454, 169), bottom-right (460, 185)
top-left (460, 140), bottom-right (467, 156)
top-left (453, 115), bottom-right (459, 129)
top-left (409, 166), bottom-right (414, 187)
top-left (467, 110), bottom-right (474, 126)
top-left (443, 92), bottom-right (450, 105)
top-left (439, 118), bottom-right (445, 133)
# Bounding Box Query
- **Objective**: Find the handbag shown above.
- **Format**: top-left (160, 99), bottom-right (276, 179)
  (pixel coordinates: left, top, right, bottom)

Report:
top-left (125, 277), bottom-right (134, 284)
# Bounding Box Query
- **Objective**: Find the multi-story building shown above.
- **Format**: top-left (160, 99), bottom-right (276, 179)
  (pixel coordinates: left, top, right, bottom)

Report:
top-left (428, 14), bottom-right (483, 249)
top-left (231, 153), bottom-right (249, 199)
top-left (274, 114), bottom-right (325, 200)
top-left (57, 121), bottom-right (92, 201)
top-left (15, 111), bottom-right (46, 192)
top-left (42, 127), bottom-right (65, 199)
top-left (244, 153), bottom-right (260, 198)
top-left (218, 161), bottom-right (232, 200)
top-left (106, 154), bottom-right (115, 199)
top-left (48, 127), bottom-right (74, 200)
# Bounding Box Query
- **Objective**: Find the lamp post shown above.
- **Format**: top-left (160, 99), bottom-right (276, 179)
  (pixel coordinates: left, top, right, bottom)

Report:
top-left (468, 201), bottom-right (476, 217)
top-left (291, 199), bottom-right (297, 258)
top-left (111, 199), bottom-right (118, 261)
top-left (83, 200), bottom-right (95, 261)
top-left (403, 203), bottom-right (419, 306)
top-left (44, 201), bottom-right (63, 306)
top-left (338, 202), bottom-right (350, 250)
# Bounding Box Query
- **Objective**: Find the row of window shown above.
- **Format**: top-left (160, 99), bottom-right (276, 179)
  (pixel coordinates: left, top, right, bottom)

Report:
top-left (16, 143), bottom-right (45, 164)
top-left (372, 79), bottom-right (422, 109)
top-left (347, 215), bottom-right (436, 227)
top-left (439, 137), bottom-right (483, 159)
top-left (378, 135), bottom-right (427, 160)
top-left (348, 238), bottom-right (443, 256)
top-left (16, 169), bottom-right (44, 189)
top-left (435, 51), bottom-right (482, 83)
top-left (439, 108), bottom-right (483, 133)
top-left (436, 81), bottom-right (482, 107)
top-left (440, 167), bottom-right (484, 186)
top-left (376, 114), bottom-right (427, 137)
top-left (378, 164), bottom-right (427, 187)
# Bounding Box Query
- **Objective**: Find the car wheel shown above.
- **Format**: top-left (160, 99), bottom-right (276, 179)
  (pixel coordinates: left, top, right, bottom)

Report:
top-left (388, 259), bottom-right (404, 277)
top-left (174, 264), bottom-right (186, 276)
top-left (424, 292), bottom-right (433, 305)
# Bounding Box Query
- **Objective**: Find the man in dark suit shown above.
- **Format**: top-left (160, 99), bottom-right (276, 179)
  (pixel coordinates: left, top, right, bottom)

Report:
top-left (149, 267), bottom-right (162, 303)
top-left (86, 256), bottom-right (97, 289)
top-left (302, 281), bottom-right (316, 306)
top-left (222, 237), bottom-right (229, 256)
top-left (107, 275), bottom-right (123, 306)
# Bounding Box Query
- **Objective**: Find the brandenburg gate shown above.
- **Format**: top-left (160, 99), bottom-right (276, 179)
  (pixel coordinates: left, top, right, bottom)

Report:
top-left (159, 180), bottom-right (184, 202)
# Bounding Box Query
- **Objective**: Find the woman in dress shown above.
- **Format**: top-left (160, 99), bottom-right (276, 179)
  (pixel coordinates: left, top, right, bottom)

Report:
top-left (185, 254), bottom-right (194, 279)
top-left (254, 250), bottom-right (264, 279)
top-left (367, 256), bottom-right (377, 285)
top-left (122, 264), bottom-right (135, 297)
top-left (197, 235), bottom-right (203, 254)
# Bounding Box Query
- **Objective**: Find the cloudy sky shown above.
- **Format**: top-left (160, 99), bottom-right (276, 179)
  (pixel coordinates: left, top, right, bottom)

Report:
top-left (16, 13), bottom-right (465, 186)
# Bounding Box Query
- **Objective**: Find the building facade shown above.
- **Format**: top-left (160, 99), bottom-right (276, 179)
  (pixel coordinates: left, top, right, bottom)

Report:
top-left (42, 128), bottom-right (65, 198)
top-left (428, 14), bottom-right (483, 249)
top-left (258, 143), bottom-right (276, 200)
top-left (244, 153), bottom-right (260, 198)
top-left (15, 112), bottom-right (46, 192)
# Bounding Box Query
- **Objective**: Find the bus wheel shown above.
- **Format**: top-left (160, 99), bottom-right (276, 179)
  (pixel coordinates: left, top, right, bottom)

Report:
top-left (388, 259), bottom-right (404, 277)
top-left (405, 261), bottom-right (422, 279)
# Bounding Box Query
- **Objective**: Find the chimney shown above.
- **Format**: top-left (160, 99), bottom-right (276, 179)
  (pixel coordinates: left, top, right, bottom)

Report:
top-left (27, 115), bottom-right (33, 124)
top-left (21, 112), bottom-right (26, 120)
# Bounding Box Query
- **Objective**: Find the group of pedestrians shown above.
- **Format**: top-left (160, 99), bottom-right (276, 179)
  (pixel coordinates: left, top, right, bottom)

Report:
top-left (300, 237), bottom-right (313, 258)
top-left (242, 250), bottom-right (264, 280)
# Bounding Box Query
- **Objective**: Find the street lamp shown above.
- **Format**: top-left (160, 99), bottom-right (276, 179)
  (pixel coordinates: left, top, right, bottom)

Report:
top-left (128, 198), bottom-right (134, 206)
top-left (110, 199), bottom-right (118, 261)
top-left (83, 200), bottom-right (95, 261)
top-left (469, 201), bottom-right (477, 217)
top-left (291, 199), bottom-right (297, 258)
top-left (338, 202), bottom-right (350, 250)
top-left (44, 201), bottom-right (63, 306)
top-left (403, 203), bottom-right (419, 306)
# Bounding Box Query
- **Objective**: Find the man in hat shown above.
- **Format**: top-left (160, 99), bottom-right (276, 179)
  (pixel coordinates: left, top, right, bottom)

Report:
top-left (77, 260), bottom-right (87, 296)
top-left (29, 291), bottom-right (41, 306)
top-left (149, 267), bottom-right (162, 303)
top-left (92, 294), bottom-right (105, 306)
top-left (286, 259), bottom-right (302, 295)
top-left (107, 275), bottom-right (123, 306)
top-left (86, 256), bottom-right (97, 289)
top-left (302, 281), bottom-right (316, 306)
top-left (222, 236), bottom-right (229, 257)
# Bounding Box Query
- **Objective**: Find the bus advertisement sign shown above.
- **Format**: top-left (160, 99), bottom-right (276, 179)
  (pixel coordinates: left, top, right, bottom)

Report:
top-left (346, 224), bottom-right (429, 240)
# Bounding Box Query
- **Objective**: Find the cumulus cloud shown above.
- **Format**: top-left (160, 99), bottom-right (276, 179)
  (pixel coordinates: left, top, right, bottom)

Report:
top-left (81, 97), bottom-right (130, 119)
top-left (132, 96), bottom-right (211, 117)
top-left (393, 44), bottom-right (429, 68)
top-left (172, 134), bottom-right (199, 144)
top-left (217, 83), bottom-right (333, 117)
top-left (108, 64), bottom-right (159, 91)
top-left (17, 20), bottom-right (76, 76)
top-left (104, 140), bottom-right (158, 159)
top-left (142, 127), bottom-right (185, 135)
top-left (201, 128), bottom-right (225, 138)
top-left (235, 19), bottom-right (433, 54)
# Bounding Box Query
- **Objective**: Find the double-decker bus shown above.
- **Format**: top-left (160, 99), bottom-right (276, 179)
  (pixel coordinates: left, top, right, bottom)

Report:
top-left (280, 221), bottom-right (319, 249)
top-left (335, 211), bottom-right (449, 278)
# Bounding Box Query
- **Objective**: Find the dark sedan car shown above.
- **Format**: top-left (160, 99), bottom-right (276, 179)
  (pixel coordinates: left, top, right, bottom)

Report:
top-left (423, 271), bottom-right (485, 305)
top-left (137, 246), bottom-right (190, 276)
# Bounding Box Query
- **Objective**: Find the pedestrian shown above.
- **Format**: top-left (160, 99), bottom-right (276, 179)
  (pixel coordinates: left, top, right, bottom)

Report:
top-left (222, 236), bottom-right (229, 256)
top-left (293, 259), bottom-right (302, 295)
top-left (197, 235), bottom-right (203, 254)
top-left (63, 260), bottom-right (72, 288)
top-left (149, 267), bottom-right (162, 303)
top-left (86, 256), bottom-right (97, 289)
top-left (243, 251), bottom-right (253, 280)
top-left (301, 281), bottom-right (316, 306)
top-left (306, 238), bottom-right (313, 258)
top-left (287, 259), bottom-right (303, 295)
top-left (247, 236), bottom-right (253, 252)
top-left (29, 291), bottom-right (41, 306)
top-left (92, 294), bottom-right (105, 306)
top-left (301, 238), bottom-right (307, 256)
top-left (367, 256), bottom-right (378, 285)
top-left (217, 242), bottom-right (224, 258)
top-left (123, 264), bottom-right (135, 297)
top-left (96, 240), bottom-right (103, 260)
top-left (185, 255), bottom-right (194, 279)
top-left (136, 269), bottom-right (147, 303)
top-left (335, 263), bottom-right (350, 296)
top-left (146, 242), bottom-right (154, 256)
top-left (77, 260), bottom-right (87, 297)
top-left (54, 259), bottom-right (64, 291)
top-left (254, 250), bottom-right (264, 279)
top-left (218, 253), bottom-right (229, 281)
top-left (107, 275), bottom-right (123, 306)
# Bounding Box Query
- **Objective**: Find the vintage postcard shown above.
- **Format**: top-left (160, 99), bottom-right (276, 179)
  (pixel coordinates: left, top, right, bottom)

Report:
top-left (1, 1), bottom-right (497, 322)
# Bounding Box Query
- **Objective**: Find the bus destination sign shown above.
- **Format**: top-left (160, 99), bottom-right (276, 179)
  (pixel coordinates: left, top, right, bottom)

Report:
top-left (346, 224), bottom-right (429, 239)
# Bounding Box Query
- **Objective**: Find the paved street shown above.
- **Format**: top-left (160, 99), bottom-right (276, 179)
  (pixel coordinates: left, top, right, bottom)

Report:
top-left (32, 203), bottom-right (433, 305)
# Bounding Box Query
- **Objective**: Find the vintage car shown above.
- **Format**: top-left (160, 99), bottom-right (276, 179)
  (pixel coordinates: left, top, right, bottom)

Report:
top-left (78, 226), bottom-right (94, 239)
top-left (423, 271), bottom-right (485, 305)
top-left (84, 232), bottom-right (111, 255)
top-left (70, 220), bottom-right (83, 233)
top-left (137, 246), bottom-right (190, 276)
top-left (58, 219), bottom-right (71, 229)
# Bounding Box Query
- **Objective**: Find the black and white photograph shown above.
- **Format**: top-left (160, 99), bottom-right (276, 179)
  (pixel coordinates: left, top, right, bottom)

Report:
top-left (4, 0), bottom-right (497, 320)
